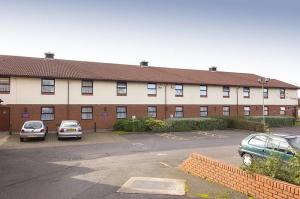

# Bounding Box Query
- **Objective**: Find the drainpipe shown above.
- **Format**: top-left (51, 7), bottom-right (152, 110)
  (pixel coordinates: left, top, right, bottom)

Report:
top-left (164, 83), bottom-right (167, 120)
top-left (67, 80), bottom-right (70, 119)
top-left (236, 86), bottom-right (239, 119)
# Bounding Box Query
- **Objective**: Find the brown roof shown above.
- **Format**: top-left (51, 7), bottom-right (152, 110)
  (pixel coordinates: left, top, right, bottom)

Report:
top-left (0, 55), bottom-right (298, 89)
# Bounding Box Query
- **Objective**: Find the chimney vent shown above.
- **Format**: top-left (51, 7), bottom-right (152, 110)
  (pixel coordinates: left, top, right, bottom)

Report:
top-left (45, 52), bottom-right (55, 59)
top-left (140, 61), bottom-right (148, 67)
top-left (209, 66), bottom-right (217, 72)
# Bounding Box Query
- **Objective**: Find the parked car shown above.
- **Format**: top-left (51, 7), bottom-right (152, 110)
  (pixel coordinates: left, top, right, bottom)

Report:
top-left (57, 120), bottom-right (82, 140)
top-left (238, 133), bottom-right (300, 166)
top-left (20, 120), bottom-right (47, 142)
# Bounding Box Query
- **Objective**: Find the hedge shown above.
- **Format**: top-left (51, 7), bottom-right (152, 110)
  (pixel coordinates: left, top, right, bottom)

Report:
top-left (225, 118), bottom-right (267, 132)
top-left (245, 116), bottom-right (295, 127)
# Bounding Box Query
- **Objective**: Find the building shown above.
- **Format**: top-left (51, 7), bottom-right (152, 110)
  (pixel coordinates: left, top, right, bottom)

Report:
top-left (0, 53), bottom-right (298, 132)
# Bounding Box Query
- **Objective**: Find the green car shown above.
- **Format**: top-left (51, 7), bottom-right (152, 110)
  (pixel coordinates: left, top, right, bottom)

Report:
top-left (238, 133), bottom-right (300, 166)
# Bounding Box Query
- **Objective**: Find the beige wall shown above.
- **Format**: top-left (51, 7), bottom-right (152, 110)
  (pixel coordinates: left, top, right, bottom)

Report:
top-left (0, 77), bottom-right (298, 106)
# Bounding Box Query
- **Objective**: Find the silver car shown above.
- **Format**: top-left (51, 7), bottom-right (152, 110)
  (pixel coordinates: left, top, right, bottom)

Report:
top-left (57, 120), bottom-right (82, 140)
top-left (20, 120), bottom-right (47, 142)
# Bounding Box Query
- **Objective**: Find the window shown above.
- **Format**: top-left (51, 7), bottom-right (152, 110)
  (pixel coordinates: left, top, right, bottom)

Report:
top-left (81, 107), bottom-right (93, 120)
top-left (147, 83), bottom-right (157, 96)
top-left (148, 106), bottom-right (157, 118)
top-left (223, 86), bottom-right (230, 98)
top-left (200, 106), bottom-right (208, 117)
top-left (280, 88), bottom-right (285, 99)
top-left (175, 84), bottom-right (183, 97)
top-left (249, 135), bottom-right (267, 148)
top-left (116, 106), bottom-right (127, 119)
top-left (41, 79), bottom-right (55, 94)
top-left (223, 106), bottom-right (230, 116)
top-left (243, 87), bottom-right (250, 98)
top-left (244, 106), bottom-right (250, 116)
top-left (264, 106), bottom-right (269, 116)
top-left (0, 78), bottom-right (10, 93)
top-left (267, 138), bottom-right (290, 153)
top-left (41, 107), bottom-right (54, 121)
top-left (117, 82), bottom-right (127, 96)
top-left (200, 85), bottom-right (207, 97)
top-left (175, 106), bottom-right (183, 118)
top-left (264, 88), bottom-right (268, 98)
top-left (82, 80), bottom-right (93, 95)
top-left (280, 106), bottom-right (286, 115)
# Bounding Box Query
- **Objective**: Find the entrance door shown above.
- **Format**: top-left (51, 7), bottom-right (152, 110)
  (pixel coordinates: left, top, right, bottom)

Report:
top-left (0, 107), bottom-right (10, 131)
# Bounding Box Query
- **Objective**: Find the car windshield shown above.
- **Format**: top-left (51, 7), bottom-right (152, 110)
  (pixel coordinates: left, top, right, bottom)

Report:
top-left (287, 137), bottom-right (300, 151)
top-left (24, 122), bottom-right (42, 129)
top-left (62, 122), bottom-right (78, 128)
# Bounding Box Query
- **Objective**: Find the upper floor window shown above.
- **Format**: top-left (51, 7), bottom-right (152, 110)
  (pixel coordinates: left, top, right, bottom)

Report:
top-left (117, 82), bottom-right (127, 96)
top-left (41, 79), bottom-right (55, 94)
top-left (147, 83), bottom-right (157, 96)
top-left (116, 106), bottom-right (127, 119)
top-left (0, 77), bottom-right (10, 93)
top-left (223, 106), bottom-right (230, 116)
top-left (81, 106), bottom-right (93, 120)
top-left (148, 106), bottom-right (157, 118)
top-left (200, 106), bottom-right (208, 117)
top-left (82, 80), bottom-right (93, 95)
top-left (243, 87), bottom-right (250, 98)
top-left (264, 106), bottom-right (269, 116)
top-left (244, 106), bottom-right (250, 116)
top-left (280, 106), bottom-right (286, 115)
top-left (175, 106), bottom-right (183, 118)
top-left (263, 88), bottom-right (268, 98)
top-left (175, 84), bottom-right (183, 97)
top-left (41, 107), bottom-right (54, 121)
top-left (280, 88), bottom-right (285, 99)
top-left (223, 86), bottom-right (230, 98)
top-left (200, 85), bottom-right (207, 97)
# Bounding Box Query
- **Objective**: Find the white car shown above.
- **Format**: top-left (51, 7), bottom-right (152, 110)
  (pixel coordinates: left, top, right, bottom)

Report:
top-left (20, 120), bottom-right (47, 142)
top-left (57, 120), bottom-right (82, 140)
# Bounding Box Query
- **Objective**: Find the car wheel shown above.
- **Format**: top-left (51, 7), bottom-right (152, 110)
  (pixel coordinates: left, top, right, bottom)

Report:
top-left (242, 153), bottom-right (252, 166)
top-left (20, 138), bottom-right (24, 142)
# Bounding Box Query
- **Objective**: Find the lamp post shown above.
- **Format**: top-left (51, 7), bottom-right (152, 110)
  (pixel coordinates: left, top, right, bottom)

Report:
top-left (258, 78), bottom-right (270, 124)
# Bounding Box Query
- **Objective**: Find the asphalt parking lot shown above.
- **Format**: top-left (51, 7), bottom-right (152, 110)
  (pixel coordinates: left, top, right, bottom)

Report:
top-left (0, 127), bottom-right (299, 199)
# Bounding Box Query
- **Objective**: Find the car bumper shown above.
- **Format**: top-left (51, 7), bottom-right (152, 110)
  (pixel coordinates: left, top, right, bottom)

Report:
top-left (58, 132), bottom-right (82, 138)
top-left (20, 133), bottom-right (46, 138)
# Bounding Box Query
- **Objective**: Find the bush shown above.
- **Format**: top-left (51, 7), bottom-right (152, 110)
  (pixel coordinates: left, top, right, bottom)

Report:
top-left (113, 118), bottom-right (146, 132)
top-left (144, 118), bottom-right (168, 132)
top-left (246, 116), bottom-right (295, 127)
top-left (225, 118), bottom-right (267, 132)
top-left (242, 153), bottom-right (300, 185)
top-left (167, 118), bottom-right (228, 132)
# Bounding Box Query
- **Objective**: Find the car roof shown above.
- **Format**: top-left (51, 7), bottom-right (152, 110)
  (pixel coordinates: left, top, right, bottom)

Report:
top-left (24, 120), bottom-right (43, 123)
top-left (61, 120), bottom-right (78, 123)
top-left (251, 133), bottom-right (298, 139)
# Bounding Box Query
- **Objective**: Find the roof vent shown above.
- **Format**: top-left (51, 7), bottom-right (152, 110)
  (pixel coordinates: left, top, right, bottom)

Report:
top-left (209, 66), bottom-right (217, 72)
top-left (140, 61), bottom-right (148, 67)
top-left (45, 52), bottom-right (55, 59)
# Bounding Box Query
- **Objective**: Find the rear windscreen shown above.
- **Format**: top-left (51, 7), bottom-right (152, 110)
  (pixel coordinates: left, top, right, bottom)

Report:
top-left (62, 122), bottom-right (78, 128)
top-left (288, 137), bottom-right (300, 151)
top-left (24, 122), bottom-right (42, 129)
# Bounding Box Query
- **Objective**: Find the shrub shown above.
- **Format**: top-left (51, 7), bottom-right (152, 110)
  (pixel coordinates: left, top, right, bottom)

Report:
top-left (225, 118), bottom-right (267, 132)
top-left (113, 118), bottom-right (146, 132)
top-left (144, 118), bottom-right (168, 132)
top-left (167, 118), bottom-right (228, 132)
top-left (246, 116), bottom-right (295, 127)
top-left (242, 153), bottom-right (300, 185)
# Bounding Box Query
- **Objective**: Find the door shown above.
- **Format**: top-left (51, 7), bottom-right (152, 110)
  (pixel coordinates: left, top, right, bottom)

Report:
top-left (0, 107), bottom-right (10, 131)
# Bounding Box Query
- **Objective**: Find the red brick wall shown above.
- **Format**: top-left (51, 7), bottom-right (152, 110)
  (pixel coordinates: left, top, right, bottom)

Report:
top-left (6, 104), bottom-right (297, 132)
top-left (180, 153), bottom-right (300, 199)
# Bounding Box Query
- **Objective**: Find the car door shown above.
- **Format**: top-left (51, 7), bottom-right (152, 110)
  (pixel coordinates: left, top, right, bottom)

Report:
top-left (265, 137), bottom-right (294, 161)
top-left (247, 135), bottom-right (268, 158)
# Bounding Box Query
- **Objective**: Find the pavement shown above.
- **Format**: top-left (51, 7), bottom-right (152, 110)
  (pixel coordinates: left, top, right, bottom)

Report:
top-left (0, 127), bottom-right (299, 199)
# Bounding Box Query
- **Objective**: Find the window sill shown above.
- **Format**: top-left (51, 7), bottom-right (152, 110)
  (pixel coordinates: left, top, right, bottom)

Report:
top-left (148, 94), bottom-right (157, 97)
top-left (223, 96), bottom-right (230, 98)
top-left (41, 92), bottom-right (55, 95)
top-left (200, 95), bottom-right (208, 98)
top-left (117, 94), bottom-right (127, 96)
top-left (0, 91), bottom-right (10, 94)
top-left (175, 95), bottom-right (184, 97)
top-left (82, 93), bottom-right (93, 96)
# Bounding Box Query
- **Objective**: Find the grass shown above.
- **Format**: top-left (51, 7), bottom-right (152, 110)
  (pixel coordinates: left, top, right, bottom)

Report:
top-left (112, 130), bottom-right (130, 135)
top-left (295, 121), bottom-right (300, 126)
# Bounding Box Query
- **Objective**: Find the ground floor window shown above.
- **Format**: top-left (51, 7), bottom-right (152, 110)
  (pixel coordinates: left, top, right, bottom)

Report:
top-left (264, 106), bottom-right (269, 116)
top-left (117, 106), bottom-right (127, 119)
top-left (223, 106), bottom-right (230, 116)
top-left (41, 107), bottom-right (54, 121)
top-left (280, 106), bottom-right (286, 115)
top-left (81, 107), bottom-right (93, 120)
top-left (175, 106), bottom-right (183, 118)
top-left (200, 106), bottom-right (208, 117)
top-left (147, 106), bottom-right (157, 118)
top-left (244, 106), bottom-right (250, 116)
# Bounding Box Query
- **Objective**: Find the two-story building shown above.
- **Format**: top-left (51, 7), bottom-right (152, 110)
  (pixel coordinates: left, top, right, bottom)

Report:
top-left (0, 53), bottom-right (298, 132)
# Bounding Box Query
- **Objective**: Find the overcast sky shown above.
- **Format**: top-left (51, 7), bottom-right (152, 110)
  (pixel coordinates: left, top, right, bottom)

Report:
top-left (1, 0), bottom-right (299, 90)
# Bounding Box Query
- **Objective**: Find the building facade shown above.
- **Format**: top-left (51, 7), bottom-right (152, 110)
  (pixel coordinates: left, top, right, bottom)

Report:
top-left (0, 54), bottom-right (298, 131)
